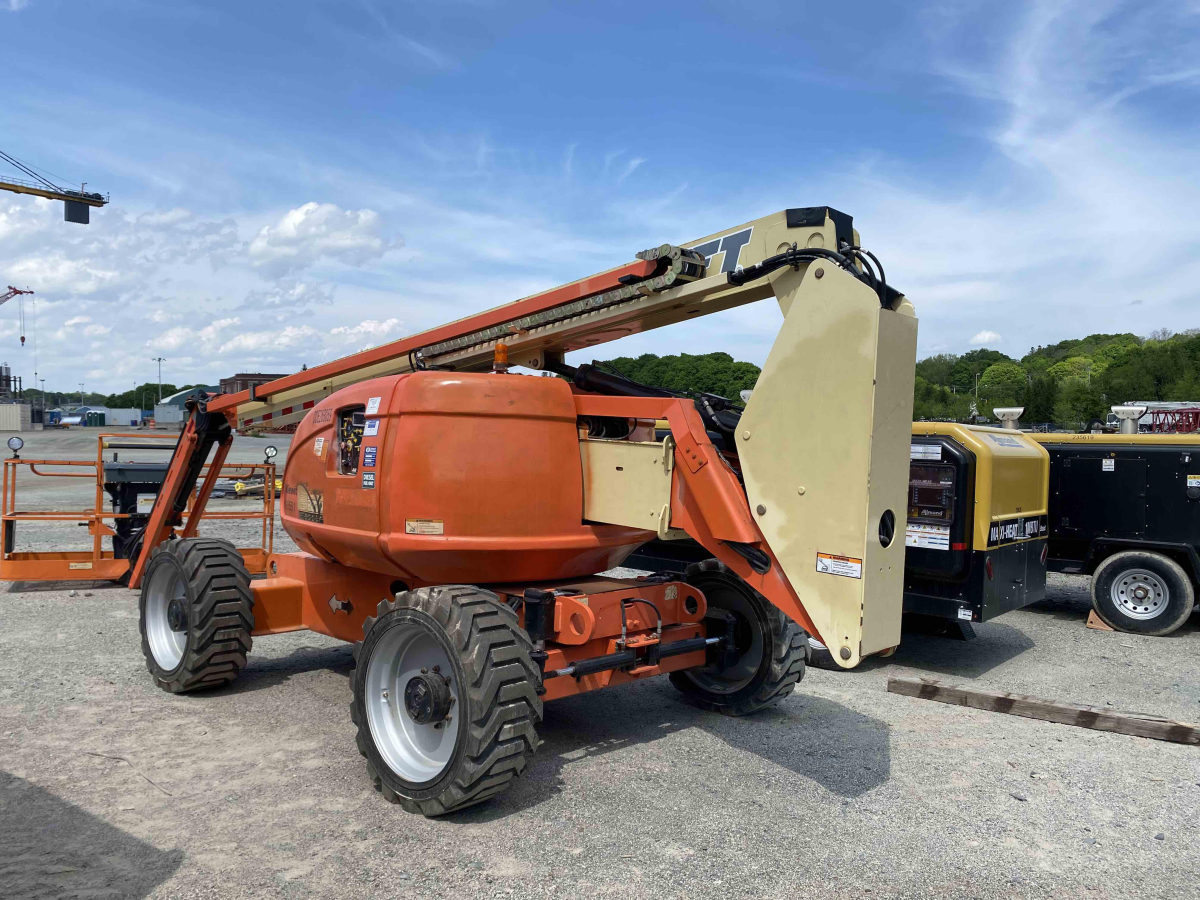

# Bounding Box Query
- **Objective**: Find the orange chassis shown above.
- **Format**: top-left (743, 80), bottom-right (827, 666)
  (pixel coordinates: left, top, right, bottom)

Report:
top-left (254, 554), bottom-right (711, 703)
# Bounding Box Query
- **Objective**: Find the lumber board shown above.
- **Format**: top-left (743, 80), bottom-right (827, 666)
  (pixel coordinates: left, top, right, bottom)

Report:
top-left (887, 676), bottom-right (1199, 745)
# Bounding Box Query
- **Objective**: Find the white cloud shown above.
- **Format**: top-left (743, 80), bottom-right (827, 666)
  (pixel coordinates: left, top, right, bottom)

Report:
top-left (970, 330), bottom-right (1002, 346)
top-left (5, 0), bottom-right (28, 11)
top-left (247, 202), bottom-right (394, 276)
top-left (63, 316), bottom-right (91, 327)
top-left (617, 157), bottom-right (645, 184)
top-left (330, 318), bottom-right (402, 343)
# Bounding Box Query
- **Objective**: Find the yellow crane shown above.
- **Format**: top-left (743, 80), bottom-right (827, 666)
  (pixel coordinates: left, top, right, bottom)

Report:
top-left (0, 150), bottom-right (108, 224)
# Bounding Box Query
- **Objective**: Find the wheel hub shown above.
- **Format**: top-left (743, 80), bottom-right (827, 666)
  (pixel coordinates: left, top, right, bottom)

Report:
top-left (167, 599), bottom-right (188, 632)
top-left (1112, 568), bottom-right (1168, 620)
top-left (404, 672), bottom-right (452, 724)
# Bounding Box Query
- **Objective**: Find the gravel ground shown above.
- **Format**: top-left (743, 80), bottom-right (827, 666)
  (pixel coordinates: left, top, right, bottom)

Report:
top-left (2, 431), bottom-right (1199, 899)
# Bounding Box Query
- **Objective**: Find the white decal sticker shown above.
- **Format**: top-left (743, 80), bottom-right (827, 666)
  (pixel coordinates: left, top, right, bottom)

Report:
top-left (957, 608), bottom-right (973, 621)
top-left (815, 552), bottom-right (863, 579)
top-left (136, 493), bottom-right (158, 513)
top-left (988, 434), bottom-right (1023, 448)
top-left (1102, 458), bottom-right (1115, 472)
top-left (366, 396), bottom-right (382, 415)
top-left (405, 518), bottom-right (444, 535)
top-left (69, 562), bottom-right (93, 570)
top-left (910, 443), bottom-right (942, 461)
top-left (1189, 474), bottom-right (1200, 488)
top-left (905, 523), bottom-right (951, 550)
top-left (362, 472), bottom-right (375, 489)
top-left (313, 436), bottom-right (325, 456)
top-left (364, 418), bottom-right (380, 437)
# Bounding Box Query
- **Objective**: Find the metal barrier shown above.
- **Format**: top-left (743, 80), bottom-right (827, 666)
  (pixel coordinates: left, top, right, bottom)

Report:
top-left (1, 432), bottom-right (274, 582)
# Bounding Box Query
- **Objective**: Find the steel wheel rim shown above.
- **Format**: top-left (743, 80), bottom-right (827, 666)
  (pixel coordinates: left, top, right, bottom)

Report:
top-left (365, 620), bottom-right (459, 785)
top-left (145, 565), bottom-right (187, 670)
top-left (684, 586), bottom-right (764, 694)
top-left (1111, 568), bottom-right (1169, 620)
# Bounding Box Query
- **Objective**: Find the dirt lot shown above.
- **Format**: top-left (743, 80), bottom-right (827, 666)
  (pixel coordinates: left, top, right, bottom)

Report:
top-left (2, 430), bottom-right (1199, 899)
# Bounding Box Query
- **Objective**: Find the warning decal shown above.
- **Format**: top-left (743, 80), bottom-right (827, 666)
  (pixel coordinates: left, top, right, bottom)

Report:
top-left (364, 419), bottom-right (380, 437)
top-left (957, 608), bottom-right (973, 621)
top-left (313, 436), bottom-right (325, 457)
top-left (405, 518), bottom-right (444, 535)
top-left (1189, 475), bottom-right (1200, 488)
top-left (68, 562), bottom-right (93, 570)
top-left (366, 396), bottom-right (382, 415)
top-left (1102, 458), bottom-right (1115, 472)
top-left (910, 443), bottom-right (941, 461)
top-left (363, 446), bottom-right (377, 468)
top-left (906, 523), bottom-right (950, 550)
top-left (816, 552), bottom-right (862, 579)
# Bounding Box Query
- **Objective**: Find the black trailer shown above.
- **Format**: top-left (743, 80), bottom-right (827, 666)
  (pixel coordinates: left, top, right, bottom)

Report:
top-left (1031, 433), bottom-right (1200, 635)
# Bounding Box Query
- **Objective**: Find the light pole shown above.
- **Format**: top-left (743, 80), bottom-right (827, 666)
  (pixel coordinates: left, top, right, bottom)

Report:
top-left (151, 357), bottom-right (166, 403)
top-left (78, 382), bottom-right (84, 405)
top-left (39, 378), bottom-right (44, 413)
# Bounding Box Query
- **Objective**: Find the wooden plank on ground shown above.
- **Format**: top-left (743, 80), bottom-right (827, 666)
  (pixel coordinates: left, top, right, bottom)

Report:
top-left (886, 676), bottom-right (1200, 745)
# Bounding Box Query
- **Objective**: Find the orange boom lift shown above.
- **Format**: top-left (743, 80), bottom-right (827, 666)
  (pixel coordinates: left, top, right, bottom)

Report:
top-left (29, 208), bottom-right (920, 815)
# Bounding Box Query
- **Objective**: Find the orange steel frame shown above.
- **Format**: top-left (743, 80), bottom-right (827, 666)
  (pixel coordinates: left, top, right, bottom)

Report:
top-left (0, 432), bottom-right (275, 582)
top-left (247, 552), bottom-right (711, 704)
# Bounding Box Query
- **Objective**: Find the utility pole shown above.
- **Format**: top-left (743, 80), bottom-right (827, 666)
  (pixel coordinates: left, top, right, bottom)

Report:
top-left (78, 382), bottom-right (84, 405)
top-left (151, 357), bottom-right (166, 402)
top-left (39, 378), bottom-right (44, 413)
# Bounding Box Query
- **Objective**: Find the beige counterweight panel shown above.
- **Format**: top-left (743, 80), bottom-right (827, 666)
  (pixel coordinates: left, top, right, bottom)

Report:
top-left (738, 263), bottom-right (918, 668)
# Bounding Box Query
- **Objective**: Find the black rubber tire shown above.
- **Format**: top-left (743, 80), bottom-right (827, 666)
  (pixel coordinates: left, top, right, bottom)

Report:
top-left (1091, 551), bottom-right (1195, 636)
top-left (351, 585), bottom-right (542, 816)
top-left (806, 635), bottom-right (841, 671)
top-left (668, 559), bottom-right (806, 715)
top-left (139, 538), bottom-right (254, 693)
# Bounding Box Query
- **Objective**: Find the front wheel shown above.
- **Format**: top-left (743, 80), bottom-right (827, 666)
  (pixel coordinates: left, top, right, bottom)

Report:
top-left (669, 559), bottom-right (807, 715)
top-left (351, 585), bottom-right (542, 816)
top-left (1091, 551), bottom-right (1195, 636)
top-left (138, 538), bottom-right (254, 693)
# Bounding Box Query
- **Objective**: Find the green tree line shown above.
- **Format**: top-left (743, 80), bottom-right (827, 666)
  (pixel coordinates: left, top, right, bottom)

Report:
top-left (601, 329), bottom-right (1200, 431)
top-left (23, 382), bottom-right (206, 410)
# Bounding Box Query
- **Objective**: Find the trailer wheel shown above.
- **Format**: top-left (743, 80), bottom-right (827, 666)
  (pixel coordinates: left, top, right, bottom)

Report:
top-left (1091, 551), bottom-right (1194, 636)
top-left (351, 585), bottom-right (542, 816)
top-left (139, 538), bottom-right (254, 693)
top-left (669, 559), bottom-right (806, 715)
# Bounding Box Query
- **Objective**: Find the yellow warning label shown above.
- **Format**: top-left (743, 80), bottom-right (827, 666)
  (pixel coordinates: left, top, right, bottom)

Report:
top-left (68, 562), bottom-right (94, 570)
top-left (1189, 474), bottom-right (1200, 488)
top-left (815, 552), bottom-right (862, 579)
top-left (405, 518), bottom-right (444, 535)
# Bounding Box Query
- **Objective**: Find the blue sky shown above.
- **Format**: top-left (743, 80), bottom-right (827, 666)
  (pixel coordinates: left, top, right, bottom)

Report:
top-left (1, 0), bottom-right (1198, 393)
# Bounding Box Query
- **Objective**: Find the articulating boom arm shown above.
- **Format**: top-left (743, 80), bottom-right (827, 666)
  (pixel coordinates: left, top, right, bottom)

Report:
top-left (133, 207), bottom-right (918, 668)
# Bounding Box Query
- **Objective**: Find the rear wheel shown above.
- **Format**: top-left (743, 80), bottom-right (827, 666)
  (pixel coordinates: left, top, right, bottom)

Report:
top-left (139, 538), bottom-right (254, 693)
top-left (351, 585), bottom-right (542, 816)
top-left (1091, 551), bottom-right (1194, 636)
top-left (669, 559), bottom-right (806, 715)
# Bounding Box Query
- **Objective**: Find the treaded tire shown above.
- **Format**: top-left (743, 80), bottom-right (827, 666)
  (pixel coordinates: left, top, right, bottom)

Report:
top-left (351, 585), bottom-right (542, 816)
top-left (139, 538), bottom-right (254, 693)
top-left (668, 559), bottom-right (806, 715)
top-left (806, 635), bottom-right (841, 671)
top-left (1091, 551), bottom-right (1195, 636)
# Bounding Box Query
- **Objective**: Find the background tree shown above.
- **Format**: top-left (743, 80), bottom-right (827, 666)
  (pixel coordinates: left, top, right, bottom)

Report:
top-left (978, 362), bottom-right (1027, 408)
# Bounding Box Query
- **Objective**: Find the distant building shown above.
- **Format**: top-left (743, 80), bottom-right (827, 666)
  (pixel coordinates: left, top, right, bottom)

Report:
top-left (153, 385), bottom-right (219, 425)
top-left (220, 373), bottom-right (288, 394)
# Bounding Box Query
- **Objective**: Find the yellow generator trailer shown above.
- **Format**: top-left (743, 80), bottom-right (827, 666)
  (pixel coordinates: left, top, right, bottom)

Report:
top-left (902, 423), bottom-right (1050, 626)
